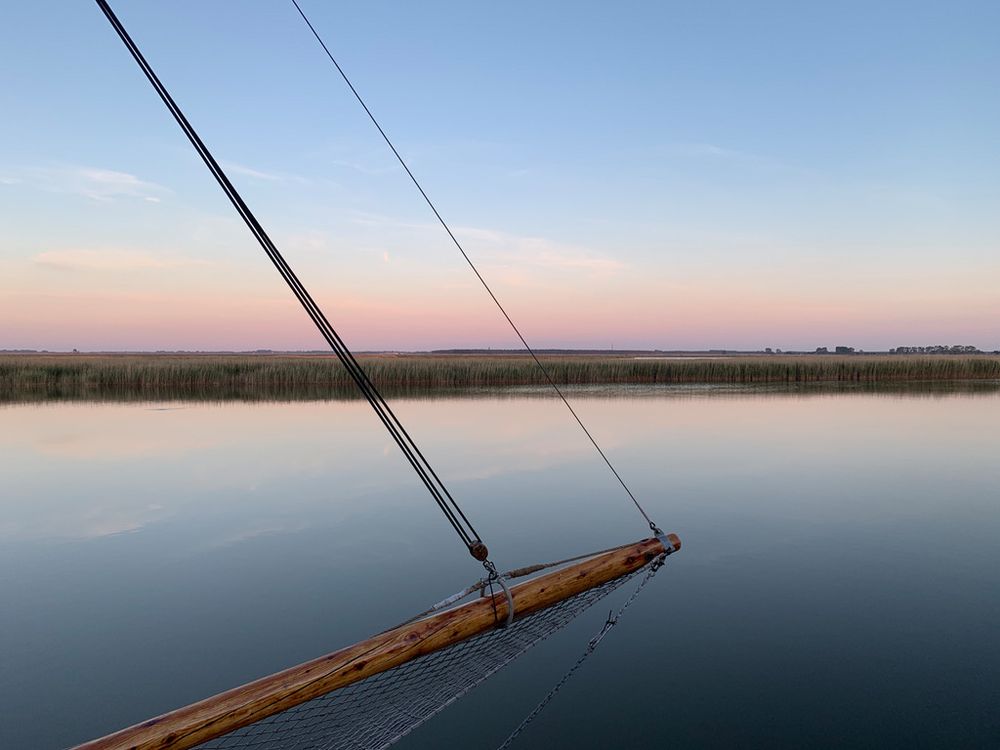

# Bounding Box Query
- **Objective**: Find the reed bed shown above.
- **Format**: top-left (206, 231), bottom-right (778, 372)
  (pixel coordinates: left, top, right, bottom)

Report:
top-left (2, 353), bottom-right (999, 402)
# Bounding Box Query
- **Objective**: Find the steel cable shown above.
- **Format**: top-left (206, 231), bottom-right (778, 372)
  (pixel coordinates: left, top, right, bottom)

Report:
top-left (95, 0), bottom-right (487, 558)
top-left (290, 0), bottom-right (661, 533)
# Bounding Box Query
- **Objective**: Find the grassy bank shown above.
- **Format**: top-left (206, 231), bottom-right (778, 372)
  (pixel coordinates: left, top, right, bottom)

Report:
top-left (2, 353), bottom-right (1000, 402)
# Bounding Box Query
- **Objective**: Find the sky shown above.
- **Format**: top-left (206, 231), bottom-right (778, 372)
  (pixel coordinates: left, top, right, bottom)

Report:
top-left (1, 0), bottom-right (998, 352)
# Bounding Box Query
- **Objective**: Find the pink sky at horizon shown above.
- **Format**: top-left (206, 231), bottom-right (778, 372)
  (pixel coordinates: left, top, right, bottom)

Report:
top-left (4, 245), bottom-right (998, 353)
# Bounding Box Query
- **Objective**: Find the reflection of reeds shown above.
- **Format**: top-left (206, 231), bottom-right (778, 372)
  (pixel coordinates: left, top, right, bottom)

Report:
top-left (2, 353), bottom-right (999, 402)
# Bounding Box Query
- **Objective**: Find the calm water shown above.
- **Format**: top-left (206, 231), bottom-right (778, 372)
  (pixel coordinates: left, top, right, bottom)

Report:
top-left (2, 387), bottom-right (999, 748)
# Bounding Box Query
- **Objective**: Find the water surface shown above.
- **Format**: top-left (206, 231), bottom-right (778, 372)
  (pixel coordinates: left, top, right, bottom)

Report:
top-left (2, 387), bottom-right (998, 748)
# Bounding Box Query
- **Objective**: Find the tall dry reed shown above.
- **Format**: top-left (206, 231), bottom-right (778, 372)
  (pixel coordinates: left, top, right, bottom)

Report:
top-left (2, 353), bottom-right (998, 402)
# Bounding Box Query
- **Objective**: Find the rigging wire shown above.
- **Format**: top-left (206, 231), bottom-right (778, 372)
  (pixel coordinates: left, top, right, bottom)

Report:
top-left (289, 0), bottom-right (661, 533)
top-left (94, 0), bottom-right (492, 564)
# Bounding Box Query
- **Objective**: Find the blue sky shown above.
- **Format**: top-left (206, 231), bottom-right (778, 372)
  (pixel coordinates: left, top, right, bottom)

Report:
top-left (1, 0), bottom-right (998, 351)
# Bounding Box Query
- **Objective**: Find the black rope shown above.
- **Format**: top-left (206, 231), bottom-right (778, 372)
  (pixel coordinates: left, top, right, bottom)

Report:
top-left (94, 0), bottom-right (490, 560)
top-left (290, 0), bottom-right (661, 533)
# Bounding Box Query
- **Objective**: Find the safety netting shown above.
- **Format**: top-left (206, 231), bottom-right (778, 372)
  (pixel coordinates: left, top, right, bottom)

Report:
top-left (195, 567), bottom-right (644, 750)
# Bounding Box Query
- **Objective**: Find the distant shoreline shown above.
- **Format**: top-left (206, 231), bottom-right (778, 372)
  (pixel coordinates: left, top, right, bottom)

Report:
top-left (2, 352), bottom-right (999, 402)
top-left (3, 348), bottom-right (997, 356)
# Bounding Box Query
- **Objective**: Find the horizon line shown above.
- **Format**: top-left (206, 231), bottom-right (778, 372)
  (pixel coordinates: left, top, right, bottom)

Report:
top-left (4, 347), bottom-right (998, 356)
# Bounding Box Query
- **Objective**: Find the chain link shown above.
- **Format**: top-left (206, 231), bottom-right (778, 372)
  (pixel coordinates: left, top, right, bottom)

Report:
top-left (495, 554), bottom-right (667, 749)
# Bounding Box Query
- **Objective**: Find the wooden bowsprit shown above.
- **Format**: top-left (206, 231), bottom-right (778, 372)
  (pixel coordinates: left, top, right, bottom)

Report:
top-left (73, 535), bottom-right (680, 750)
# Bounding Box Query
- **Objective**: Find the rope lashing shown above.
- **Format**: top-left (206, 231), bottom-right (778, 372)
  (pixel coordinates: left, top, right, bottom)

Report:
top-left (94, 0), bottom-right (491, 565)
top-left (289, 0), bottom-right (664, 536)
top-left (485, 571), bottom-right (516, 629)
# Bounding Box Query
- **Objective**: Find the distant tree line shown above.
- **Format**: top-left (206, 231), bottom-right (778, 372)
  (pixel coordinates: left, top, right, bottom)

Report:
top-left (890, 345), bottom-right (982, 354)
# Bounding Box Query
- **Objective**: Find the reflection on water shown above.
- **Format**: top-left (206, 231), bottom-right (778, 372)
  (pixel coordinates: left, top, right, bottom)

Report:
top-left (1, 387), bottom-right (999, 748)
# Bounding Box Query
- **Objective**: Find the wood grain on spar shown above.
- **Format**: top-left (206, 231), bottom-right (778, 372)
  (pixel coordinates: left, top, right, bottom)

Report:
top-left (73, 534), bottom-right (680, 750)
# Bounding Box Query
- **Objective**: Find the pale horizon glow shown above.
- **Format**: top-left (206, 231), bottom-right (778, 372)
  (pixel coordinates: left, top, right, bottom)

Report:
top-left (2, 2), bottom-right (998, 352)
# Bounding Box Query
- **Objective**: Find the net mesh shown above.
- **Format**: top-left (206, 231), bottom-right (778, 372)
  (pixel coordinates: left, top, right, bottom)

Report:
top-left (194, 568), bottom-right (642, 750)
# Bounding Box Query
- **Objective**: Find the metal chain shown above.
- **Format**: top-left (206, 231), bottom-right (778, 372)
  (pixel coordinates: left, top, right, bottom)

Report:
top-left (495, 555), bottom-right (667, 749)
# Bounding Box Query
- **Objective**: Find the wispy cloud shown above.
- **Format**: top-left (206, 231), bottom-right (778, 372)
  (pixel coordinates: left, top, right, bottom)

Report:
top-left (453, 226), bottom-right (626, 275)
top-left (347, 209), bottom-right (416, 228)
top-left (1, 165), bottom-right (169, 202)
top-left (344, 211), bottom-right (626, 276)
top-left (221, 160), bottom-right (312, 184)
top-left (329, 159), bottom-right (397, 176)
top-left (661, 141), bottom-right (799, 172)
top-left (667, 142), bottom-right (745, 159)
top-left (662, 141), bottom-right (768, 162)
top-left (34, 248), bottom-right (212, 272)
top-left (281, 230), bottom-right (331, 252)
